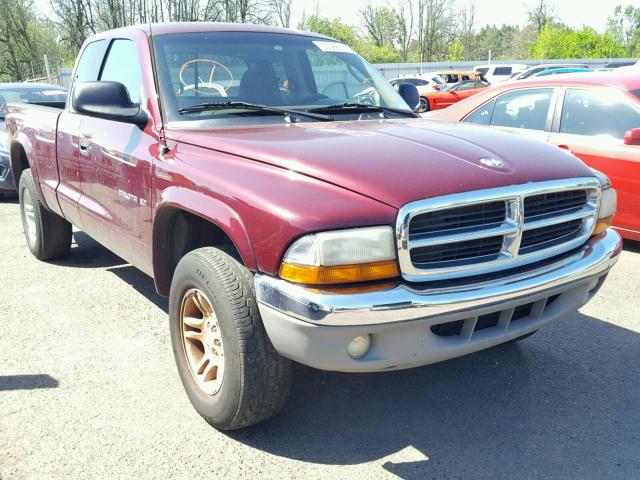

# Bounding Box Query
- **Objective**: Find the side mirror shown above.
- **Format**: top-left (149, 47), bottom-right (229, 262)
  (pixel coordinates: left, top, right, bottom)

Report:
top-left (624, 128), bottom-right (640, 146)
top-left (395, 82), bottom-right (420, 111)
top-left (72, 81), bottom-right (147, 127)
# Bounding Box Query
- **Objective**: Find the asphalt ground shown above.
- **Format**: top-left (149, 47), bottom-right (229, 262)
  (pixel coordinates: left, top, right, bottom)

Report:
top-left (1, 194), bottom-right (639, 480)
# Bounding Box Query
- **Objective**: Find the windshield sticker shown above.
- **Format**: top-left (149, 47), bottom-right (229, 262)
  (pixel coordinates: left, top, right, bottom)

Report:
top-left (312, 41), bottom-right (354, 54)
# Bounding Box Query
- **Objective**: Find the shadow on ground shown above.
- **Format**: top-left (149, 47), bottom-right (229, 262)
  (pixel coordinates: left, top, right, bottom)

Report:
top-left (0, 374), bottom-right (59, 391)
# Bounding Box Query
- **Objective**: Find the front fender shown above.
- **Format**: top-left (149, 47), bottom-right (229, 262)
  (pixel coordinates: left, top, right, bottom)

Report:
top-left (152, 186), bottom-right (258, 295)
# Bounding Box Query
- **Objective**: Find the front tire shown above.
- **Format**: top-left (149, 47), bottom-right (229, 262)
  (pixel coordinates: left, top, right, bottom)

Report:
top-left (19, 169), bottom-right (72, 260)
top-left (169, 247), bottom-right (292, 430)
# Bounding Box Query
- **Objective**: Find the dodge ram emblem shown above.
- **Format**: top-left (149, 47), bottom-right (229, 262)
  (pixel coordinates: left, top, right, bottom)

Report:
top-left (480, 157), bottom-right (507, 169)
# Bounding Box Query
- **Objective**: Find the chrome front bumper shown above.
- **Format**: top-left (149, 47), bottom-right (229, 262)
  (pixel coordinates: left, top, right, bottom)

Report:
top-left (255, 229), bottom-right (622, 372)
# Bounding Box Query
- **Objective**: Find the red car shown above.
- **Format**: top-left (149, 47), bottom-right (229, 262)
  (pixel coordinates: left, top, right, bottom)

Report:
top-left (428, 72), bottom-right (640, 240)
top-left (419, 79), bottom-right (489, 112)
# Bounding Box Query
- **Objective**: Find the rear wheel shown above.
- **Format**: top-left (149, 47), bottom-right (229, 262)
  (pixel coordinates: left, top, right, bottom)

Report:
top-left (19, 169), bottom-right (72, 260)
top-left (169, 247), bottom-right (291, 430)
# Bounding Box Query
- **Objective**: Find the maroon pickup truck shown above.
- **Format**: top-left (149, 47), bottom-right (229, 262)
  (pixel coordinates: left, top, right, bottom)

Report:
top-left (7, 23), bottom-right (622, 430)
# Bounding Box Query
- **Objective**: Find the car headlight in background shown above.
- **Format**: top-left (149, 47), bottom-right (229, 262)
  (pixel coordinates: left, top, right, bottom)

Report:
top-left (592, 169), bottom-right (617, 235)
top-left (279, 226), bottom-right (399, 285)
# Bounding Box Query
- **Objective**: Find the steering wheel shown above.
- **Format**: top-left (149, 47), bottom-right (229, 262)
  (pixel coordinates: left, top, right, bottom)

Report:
top-left (179, 59), bottom-right (234, 96)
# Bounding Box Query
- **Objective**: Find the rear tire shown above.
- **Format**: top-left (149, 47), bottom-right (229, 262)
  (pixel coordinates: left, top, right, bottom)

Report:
top-left (169, 247), bottom-right (292, 430)
top-left (19, 169), bottom-right (72, 260)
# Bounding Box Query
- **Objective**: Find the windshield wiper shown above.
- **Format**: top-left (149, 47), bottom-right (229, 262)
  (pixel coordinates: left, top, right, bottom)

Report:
top-left (308, 103), bottom-right (418, 118)
top-left (178, 101), bottom-right (333, 122)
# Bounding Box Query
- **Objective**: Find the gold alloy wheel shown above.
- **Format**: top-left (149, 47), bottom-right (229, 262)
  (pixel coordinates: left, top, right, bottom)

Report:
top-left (180, 288), bottom-right (225, 395)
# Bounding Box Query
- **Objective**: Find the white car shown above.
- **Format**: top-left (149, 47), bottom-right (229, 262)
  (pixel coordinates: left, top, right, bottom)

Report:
top-left (390, 74), bottom-right (446, 112)
top-left (389, 74), bottom-right (446, 95)
top-left (474, 64), bottom-right (527, 84)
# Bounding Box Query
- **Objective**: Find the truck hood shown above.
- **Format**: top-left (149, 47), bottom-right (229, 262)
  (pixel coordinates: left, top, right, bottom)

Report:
top-left (168, 119), bottom-right (595, 208)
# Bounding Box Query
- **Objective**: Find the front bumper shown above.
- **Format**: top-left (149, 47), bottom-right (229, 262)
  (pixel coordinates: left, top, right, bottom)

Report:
top-left (255, 229), bottom-right (622, 372)
top-left (0, 152), bottom-right (14, 192)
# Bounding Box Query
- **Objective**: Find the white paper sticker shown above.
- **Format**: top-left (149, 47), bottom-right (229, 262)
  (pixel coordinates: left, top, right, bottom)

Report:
top-left (312, 41), bottom-right (354, 54)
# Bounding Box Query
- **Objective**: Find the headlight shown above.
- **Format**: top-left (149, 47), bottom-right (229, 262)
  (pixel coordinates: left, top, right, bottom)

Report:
top-left (592, 171), bottom-right (617, 235)
top-left (279, 226), bottom-right (399, 285)
top-left (598, 187), bottom-right (617, 220)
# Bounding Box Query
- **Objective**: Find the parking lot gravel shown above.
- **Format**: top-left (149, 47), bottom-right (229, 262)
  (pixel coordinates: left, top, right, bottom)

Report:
top-left (1, 195), bottom-right (639, 480)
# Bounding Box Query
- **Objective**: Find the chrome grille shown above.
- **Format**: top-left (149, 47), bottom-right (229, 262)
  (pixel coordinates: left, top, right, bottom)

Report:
top-left (396, 178), bottom-right (600, 282)
top-left (410, 201), bottom-right (505, 237)
top-left (524, 190), bottom-right (588, 220)
top-left (410, 235), bottom-right (504, 267)
top-left (519, 219), bottom-right (583, 254)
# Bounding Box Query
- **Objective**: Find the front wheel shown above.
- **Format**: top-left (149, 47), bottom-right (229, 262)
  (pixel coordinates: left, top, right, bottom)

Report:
top-left (169, 247), bottom-right (292, 430)
top-left (19, 169), bottom-right (72, 260)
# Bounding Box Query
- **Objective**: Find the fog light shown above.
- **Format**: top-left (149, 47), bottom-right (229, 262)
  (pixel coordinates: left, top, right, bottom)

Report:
top-left (347, 334), bottom-right (371, 359)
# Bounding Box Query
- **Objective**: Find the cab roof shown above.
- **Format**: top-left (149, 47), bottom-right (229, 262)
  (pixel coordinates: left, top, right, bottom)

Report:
top-left (90, 22), bottom-right (332, 41)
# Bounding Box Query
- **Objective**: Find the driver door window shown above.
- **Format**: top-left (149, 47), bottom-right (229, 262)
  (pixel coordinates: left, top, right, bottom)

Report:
top-left (100, 39), bottom-right (144, 103)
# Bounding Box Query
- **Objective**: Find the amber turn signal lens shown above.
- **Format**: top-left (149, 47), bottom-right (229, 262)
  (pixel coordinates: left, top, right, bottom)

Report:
top-left (279, 260), bottom-right (400, 285)
top-left (593, 216), bottom-right (613, 236)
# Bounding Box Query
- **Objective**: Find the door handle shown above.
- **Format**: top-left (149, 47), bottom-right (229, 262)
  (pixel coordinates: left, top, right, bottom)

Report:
top-left (79, 139), bottom-right (90, 156)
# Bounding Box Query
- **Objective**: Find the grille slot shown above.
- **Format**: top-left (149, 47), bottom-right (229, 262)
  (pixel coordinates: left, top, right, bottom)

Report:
top-left (398, 179), bottom-right (599, 282)
top-left (411, 236), bottom-right (503, 267)
top-left (410, 201), bottom-right (506, 238)
top-left (519, 219), bottom-right (583, 255)
top-left (430, 295), bottom-right (559, 338)
top-left (524, 190), bottom-right (587, 220)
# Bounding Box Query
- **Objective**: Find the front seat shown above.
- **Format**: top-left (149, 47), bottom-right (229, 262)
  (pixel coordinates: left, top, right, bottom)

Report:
top-left (239, 60), bottom-right (282, 106)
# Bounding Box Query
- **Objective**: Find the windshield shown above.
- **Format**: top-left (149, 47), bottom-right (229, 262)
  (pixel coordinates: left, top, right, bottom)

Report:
top-left (0, 87), bottom-right (66, 117)
top-left (153, 31), bottom-right (413, 125)
top-left (432, 76), bottom-right (445, 85)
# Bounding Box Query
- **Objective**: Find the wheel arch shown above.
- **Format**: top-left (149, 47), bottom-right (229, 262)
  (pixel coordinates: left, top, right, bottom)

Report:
top-left (152, 188), bottom-right (258, 296)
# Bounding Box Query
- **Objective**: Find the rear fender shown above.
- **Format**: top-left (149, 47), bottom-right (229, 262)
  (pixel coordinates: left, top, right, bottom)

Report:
top-left (10, 134), bottom-right (49, 210)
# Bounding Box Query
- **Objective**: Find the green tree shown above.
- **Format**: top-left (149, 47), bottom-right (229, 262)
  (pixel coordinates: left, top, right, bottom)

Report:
top-left (300, 14), bottom-right (360, 50)
top-left (447, 38), bottom-right (464, 61)
top-left (531, 25), bottom-right (626, 59)
top-left (360, 4), bottom-right (398, 48)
